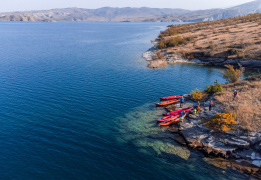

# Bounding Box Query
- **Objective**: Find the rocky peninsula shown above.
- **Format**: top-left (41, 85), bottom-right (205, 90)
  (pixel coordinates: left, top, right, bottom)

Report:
top-left (144, 13), bottom-right (261, 70)
top-left (161, 75), bottom-right (261, 178)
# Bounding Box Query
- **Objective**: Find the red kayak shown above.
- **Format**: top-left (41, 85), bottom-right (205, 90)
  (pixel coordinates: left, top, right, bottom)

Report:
top-left (163, 107), bottom-right (194, 116)
top-left (160, 95), bottom-right (184, 100)
top-left (160, 114), bottom-right (187, 126)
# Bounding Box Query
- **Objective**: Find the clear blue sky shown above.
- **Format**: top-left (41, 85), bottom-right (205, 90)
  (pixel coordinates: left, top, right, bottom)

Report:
top-left (1, 0), bottom-right (255, 12)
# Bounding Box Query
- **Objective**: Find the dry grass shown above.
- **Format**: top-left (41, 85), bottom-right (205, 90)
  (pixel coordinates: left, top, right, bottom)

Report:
top-left (158, 13), bottom-right (261, 60)
top-left (214, 75), bottom-right (261, 131)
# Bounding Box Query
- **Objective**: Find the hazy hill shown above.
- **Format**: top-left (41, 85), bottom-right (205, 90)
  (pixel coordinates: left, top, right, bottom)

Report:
top-left (0, 0), bottom-right (261, 22)
top-left (147, 0), bottom-right (261, 22)
top-left (0, 7), bottom-right (190, 22)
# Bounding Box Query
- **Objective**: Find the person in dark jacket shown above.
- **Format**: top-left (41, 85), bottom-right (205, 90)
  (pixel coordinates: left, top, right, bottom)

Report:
top-left (233, 90), bottom-right (237, 100)
top-left (180, 96), bottom-right (184, 108)
top-left (209, 101), bottom-right (213, 111)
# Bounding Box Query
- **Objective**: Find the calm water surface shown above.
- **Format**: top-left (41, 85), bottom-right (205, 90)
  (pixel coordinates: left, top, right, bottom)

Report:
top-left (0, 22), bottom-right (250, 179)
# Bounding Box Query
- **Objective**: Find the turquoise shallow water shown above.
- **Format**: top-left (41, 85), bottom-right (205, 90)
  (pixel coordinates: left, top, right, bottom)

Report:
top-left (0, 21), bottom-right (250, 179)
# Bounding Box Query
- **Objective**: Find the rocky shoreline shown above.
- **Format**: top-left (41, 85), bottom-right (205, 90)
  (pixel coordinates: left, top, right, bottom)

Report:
top-left (143, 49), bottom-right (261, 71)
top-left (161, 90), bottom-right (261, 178)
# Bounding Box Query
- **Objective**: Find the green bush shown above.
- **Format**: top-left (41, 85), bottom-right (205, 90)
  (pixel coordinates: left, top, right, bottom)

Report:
top-left (205, 84), bottom-right (223, 94)
top-left (158, 36), bottom-right (190, 49)
top-left (158, 41), bottom-right (166, 49)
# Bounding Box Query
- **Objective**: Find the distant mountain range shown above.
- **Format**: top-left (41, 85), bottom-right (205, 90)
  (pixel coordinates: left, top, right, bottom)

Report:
top-left (0, 0), bottom-right (261, 22)
top-left (147, 0), bottom-right (261, 22)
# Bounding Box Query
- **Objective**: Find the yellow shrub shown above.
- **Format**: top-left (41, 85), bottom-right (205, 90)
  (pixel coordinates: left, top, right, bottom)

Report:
top-left (191, 89), bottom-right (206, 100)
top-left (202, 113), bottom-right (237, 132)
top-left (222, 64), bottom-right (245, 83)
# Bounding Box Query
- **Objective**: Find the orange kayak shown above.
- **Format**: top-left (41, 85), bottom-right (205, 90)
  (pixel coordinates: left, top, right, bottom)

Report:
top-left (160, 118), bottom-right (179, 126)
top-left (156, 99), bottom-right (180, 106)
top-left (157, 114), bottom-right (180, 122)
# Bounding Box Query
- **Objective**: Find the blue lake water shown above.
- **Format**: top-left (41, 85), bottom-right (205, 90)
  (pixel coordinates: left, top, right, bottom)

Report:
top-left (0, 21), bottom-right (250, 179)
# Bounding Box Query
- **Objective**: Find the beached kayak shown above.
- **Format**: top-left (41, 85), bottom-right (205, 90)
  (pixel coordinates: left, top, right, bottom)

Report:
top-left (157, 114), bottom-right (180, 122)
top-left (160, 114), bottom-right (187, 126)
top-left (159, 118), bottom-right (179, 126)
top-left (158, 112), bottom-right (186, 122)
top-left (156, 99), bottom-right (180, 106)
top-left (160, 95), bottom-right (184, 100)
top-left (163, 107), bottom-right (194, 116)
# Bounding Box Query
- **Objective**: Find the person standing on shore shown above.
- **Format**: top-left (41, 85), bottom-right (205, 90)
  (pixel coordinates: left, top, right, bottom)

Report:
top-left (180, 96), bottom-right (184, 108)
top-left (179, 115), bottom-right (183, 122)
top-left (233, 90), bottom-right (237, 100)
top-left (193, 108), bottom-right (197, 114)
top-left (214, 80), bottom-right (218, 85)
top-left (209, 101), bottom-right (213, 111)
top-left (179, 112), bottom-right (186, 122)
top-left (196, 104), bottom-right (200, 112)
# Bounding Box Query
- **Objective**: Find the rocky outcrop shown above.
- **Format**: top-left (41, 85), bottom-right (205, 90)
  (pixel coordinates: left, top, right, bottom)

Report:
top-left (191, 58), bottom-right (261, 71)
top-left (143, 50), bottom-right (195, 68)
top-left (147, 60), bottom-right (167, 68)
top-left (144, 48), bottom-right (261, 70)
top-left (164, 94), bottom-right (261, 178)
top-left (204, 157), bottom-right (261, 178)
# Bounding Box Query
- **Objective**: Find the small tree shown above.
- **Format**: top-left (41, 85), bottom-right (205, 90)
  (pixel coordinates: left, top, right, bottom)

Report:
top-left (205, 84), bottom-right (223, 94)
top-left (222, 64), bottom-right (245, 83)
top-left (191, 89), bottom-right (206, 100)
top-left (158, 41), bottom-right (166, 49)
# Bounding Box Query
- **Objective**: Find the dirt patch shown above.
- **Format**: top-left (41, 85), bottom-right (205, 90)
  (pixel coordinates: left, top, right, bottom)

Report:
top-left (157, 14), bottom-right (261, 61)
top-left (214, 75), bottom-right (261, 131)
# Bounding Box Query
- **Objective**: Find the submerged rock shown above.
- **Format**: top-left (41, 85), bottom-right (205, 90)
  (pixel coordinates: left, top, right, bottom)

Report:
top-left (117, 103), bottom-right (191, 160)
top-left (204, 157), bottom-right (261, 179)
top-left (171, 134), bottom-right (187, 146)
top-left (147, 60), bottom-right (167, 68)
